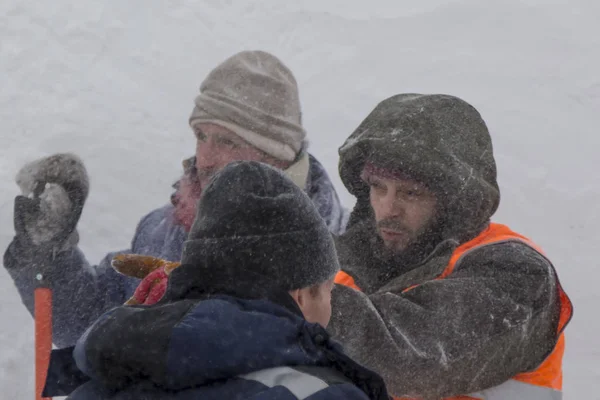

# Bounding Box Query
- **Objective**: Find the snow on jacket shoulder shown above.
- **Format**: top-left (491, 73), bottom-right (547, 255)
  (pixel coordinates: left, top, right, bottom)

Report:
top-left (330, 231), bottom-right (562, 398)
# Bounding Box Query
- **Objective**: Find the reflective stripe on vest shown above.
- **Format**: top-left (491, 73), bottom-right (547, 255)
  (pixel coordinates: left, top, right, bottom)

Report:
top-left (468, 379), bottom-right (562, 400)
top-left (240, 366), bottom-right (329, 399)
top-left (335, 223), bottom-right (573, 400)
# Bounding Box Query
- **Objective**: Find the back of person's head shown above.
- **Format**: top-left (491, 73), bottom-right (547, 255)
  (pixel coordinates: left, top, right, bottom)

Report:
top-left (179, 161), bottom-right (340, 326)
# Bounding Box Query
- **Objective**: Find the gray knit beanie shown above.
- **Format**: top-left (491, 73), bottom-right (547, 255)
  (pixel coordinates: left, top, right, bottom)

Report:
top-left (181, 161), bottom-right (340, 291)
top-left (189, 50), bottom-right (306, 162)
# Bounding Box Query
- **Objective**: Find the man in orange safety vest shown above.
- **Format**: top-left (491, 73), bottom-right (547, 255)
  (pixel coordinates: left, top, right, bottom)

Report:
top-left (328, 93), bottom-right (572, 399)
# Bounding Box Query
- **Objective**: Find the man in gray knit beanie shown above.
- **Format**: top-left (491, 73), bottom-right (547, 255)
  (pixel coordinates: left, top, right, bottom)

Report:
top-left (175, 50), bottom-right (348, 234)
top-left (189, 50), bottom-right (306, 163)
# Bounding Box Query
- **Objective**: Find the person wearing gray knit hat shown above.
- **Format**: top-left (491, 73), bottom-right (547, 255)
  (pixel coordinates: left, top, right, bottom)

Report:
top-left (189, 50), bottom-right (306, 163)
top-left (175, 49), bottom-right (348, 234)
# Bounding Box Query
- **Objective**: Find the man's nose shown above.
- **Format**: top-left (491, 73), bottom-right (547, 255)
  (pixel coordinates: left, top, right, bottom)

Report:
top-left (195, 140), bottom-right (218, 170)
top-left (380, 192), bottom-right (404, 219)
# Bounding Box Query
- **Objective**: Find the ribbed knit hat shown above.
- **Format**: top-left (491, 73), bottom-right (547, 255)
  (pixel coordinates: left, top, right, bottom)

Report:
top-left (189, 51), bottom-right (306, 162)
top-left (180, 161), bottom-right (339, 291)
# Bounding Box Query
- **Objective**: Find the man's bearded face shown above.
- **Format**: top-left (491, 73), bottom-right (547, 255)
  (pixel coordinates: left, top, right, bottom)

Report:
top-left (363, 168), bottom-right (438, 254)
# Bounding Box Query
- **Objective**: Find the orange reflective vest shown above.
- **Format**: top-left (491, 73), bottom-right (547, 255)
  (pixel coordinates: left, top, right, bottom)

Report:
top-left (335, 223), bottom-right (572, 400)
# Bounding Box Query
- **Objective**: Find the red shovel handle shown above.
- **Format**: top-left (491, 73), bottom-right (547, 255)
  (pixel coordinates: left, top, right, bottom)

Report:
top-left (35, 287), bottom-right (52, 400)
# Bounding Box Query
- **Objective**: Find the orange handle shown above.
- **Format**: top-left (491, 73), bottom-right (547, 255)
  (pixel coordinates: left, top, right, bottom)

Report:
top-left (35, 287), bottom-right (52, 400)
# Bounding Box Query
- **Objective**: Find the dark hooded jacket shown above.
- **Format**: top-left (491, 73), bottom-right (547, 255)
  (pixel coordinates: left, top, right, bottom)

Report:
top-left (327, 94), bottom-right (565, 398)
top-left (64, 267), bottom-right (388, 400)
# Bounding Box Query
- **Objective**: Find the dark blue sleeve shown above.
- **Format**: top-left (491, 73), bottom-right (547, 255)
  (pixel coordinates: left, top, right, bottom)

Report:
top-left (42, 346), bottom-right (90, 397)
top-left (306, 154), bottom-right (349, 236)
top-left (2, 210), bottom-right (164, 348)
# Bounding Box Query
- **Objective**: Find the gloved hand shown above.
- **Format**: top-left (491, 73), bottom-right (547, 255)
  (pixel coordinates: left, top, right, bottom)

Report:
top-left (111, 254), bottom-right (180, 305)
top-left (13, 153), bottom-right (89, 256)
top-left (130, 268), bottom-right (169, 305)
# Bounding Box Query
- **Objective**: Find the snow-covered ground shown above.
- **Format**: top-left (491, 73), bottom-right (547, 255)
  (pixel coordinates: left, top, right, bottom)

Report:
top-left (1, 0), bottom-right (598, 397)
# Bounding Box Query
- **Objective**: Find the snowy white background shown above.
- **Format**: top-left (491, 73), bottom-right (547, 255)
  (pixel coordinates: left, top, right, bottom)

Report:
top-left (1, 0), bottom-right (598, 397)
